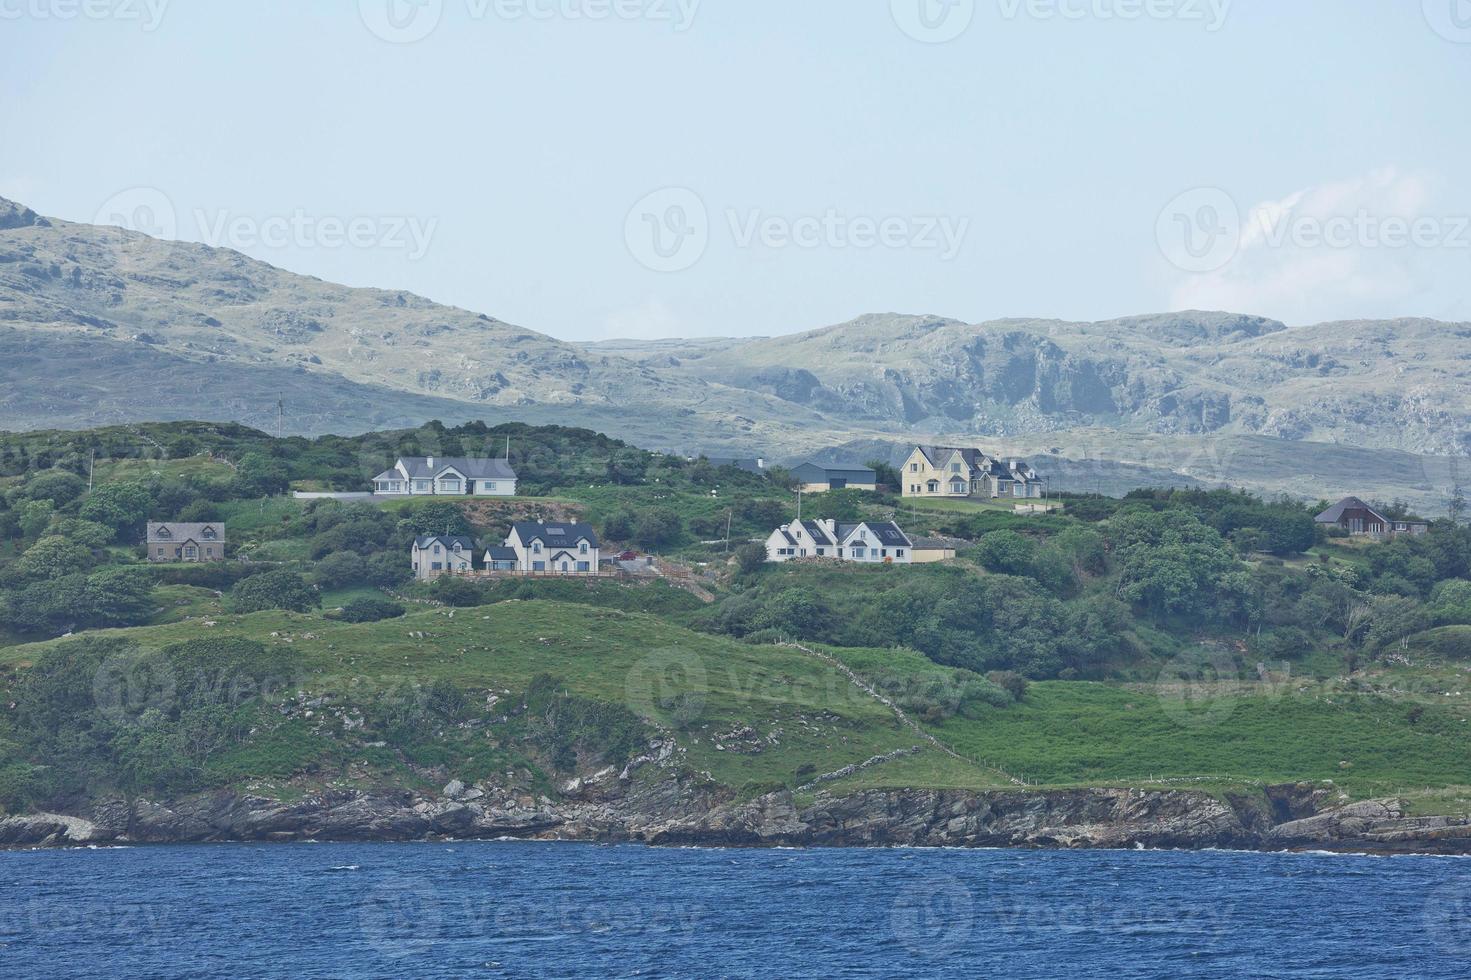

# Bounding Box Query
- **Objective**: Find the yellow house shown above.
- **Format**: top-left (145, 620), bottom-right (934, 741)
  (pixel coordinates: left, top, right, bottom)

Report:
top-left (901, 446), bottom-right (1045, 500)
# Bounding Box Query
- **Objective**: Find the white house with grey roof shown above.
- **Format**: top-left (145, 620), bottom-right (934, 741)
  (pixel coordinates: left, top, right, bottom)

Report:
top-left (765, 518), bottom-right (913, 564)
top-left (147, 522), bottom-right (226, 562)
top-left (373, 457), bottom-right (517, 497)
top-left (411, 534), bottom-right (477, 580)
top-left (495, 521), bottom-right (601, 575)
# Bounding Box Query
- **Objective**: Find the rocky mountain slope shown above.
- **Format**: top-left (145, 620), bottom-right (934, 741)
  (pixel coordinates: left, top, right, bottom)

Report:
top-left (592, 311), bottom-right (1471, 458)
top-left (2, 195), bottom-right (1466, 505)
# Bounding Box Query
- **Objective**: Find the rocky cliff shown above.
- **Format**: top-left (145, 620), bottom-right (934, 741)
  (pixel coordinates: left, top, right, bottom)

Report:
top-left (6, 777), bottom-right (1470, 856)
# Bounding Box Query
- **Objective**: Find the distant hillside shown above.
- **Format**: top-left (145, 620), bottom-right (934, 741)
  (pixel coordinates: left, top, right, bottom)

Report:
top-left (1, 195), bottom-right (1466, 509)
top-left (616, 311), bottom-right (1471, 458)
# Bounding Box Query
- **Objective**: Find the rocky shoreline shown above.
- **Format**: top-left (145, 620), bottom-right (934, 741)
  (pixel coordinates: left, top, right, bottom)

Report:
top-left (5, 776), bottom-right (1471, 855)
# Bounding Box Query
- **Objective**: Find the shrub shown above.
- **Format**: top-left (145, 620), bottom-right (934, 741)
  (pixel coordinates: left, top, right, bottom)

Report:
top-left (337, 597), bottom-right (407, 623)
top-left (986, 671), bottom-right (1030, 702)
top-left (227, 570), bottom-right (320, 614)
top-left (432, 577), bottom-right (485, 607)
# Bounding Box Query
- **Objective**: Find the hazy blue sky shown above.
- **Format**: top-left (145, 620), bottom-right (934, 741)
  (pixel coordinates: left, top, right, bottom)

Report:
top-left (4, 1), bottom-right (1470, 340)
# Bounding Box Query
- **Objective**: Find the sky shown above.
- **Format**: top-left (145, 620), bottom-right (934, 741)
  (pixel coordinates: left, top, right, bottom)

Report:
top-left (3, 1), bottom-right (1470, 341)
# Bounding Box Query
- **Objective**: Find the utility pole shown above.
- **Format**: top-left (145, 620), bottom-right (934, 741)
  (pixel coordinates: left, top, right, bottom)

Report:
top-left (87, 449), bottom-right (95, 492)
top-left (276, 397), bottom-right (284, 440)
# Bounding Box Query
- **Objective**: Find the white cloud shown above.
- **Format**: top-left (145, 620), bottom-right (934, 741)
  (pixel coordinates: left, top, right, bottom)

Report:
top-left (1165, 168), bottom-right (1468, 323)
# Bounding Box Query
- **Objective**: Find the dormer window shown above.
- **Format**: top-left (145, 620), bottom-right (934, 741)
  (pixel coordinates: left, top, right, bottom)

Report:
top-left (156, 527), bottom-right (171, 539)
top-left (203, 528), bottom-right (216, 540)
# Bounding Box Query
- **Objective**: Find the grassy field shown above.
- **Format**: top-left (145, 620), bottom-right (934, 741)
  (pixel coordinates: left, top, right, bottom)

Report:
top-left (90, 456), bottom-right (236, 485)
top-left (6, 597), bottom-right (1469, 809)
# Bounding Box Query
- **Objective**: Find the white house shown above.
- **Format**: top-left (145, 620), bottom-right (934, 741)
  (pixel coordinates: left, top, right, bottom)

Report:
top-left (900, 446), bottom-right (1045, 500)
top-left (373, 457), bottom-right (518, 497)
top-left (765, 518), bottom-right (913, 564)
top-left (411, 534), bottom-right (477, 580)
top-left (494, 521), bottom-right (601, 575)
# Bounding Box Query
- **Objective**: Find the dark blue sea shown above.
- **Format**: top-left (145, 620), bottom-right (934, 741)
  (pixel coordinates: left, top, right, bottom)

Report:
top-left (3, 841), bottom-right (1470, 978)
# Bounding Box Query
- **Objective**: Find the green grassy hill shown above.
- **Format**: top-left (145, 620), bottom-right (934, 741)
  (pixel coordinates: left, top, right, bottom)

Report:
top-left (1, 419), bottom-right (1470, 826)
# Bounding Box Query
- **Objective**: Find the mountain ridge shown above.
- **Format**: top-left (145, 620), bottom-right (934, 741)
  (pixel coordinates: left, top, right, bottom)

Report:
top-left (1, 195), bottom-right (1465, 509)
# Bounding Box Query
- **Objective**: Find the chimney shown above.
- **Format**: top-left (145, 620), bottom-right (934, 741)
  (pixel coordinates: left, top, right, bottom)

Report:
top-left (822, 519), bottom-right (837, 535)
top-left (426, 456), bottom-right (435, 469)
top-left (756, 458), bottom-right (766, 470)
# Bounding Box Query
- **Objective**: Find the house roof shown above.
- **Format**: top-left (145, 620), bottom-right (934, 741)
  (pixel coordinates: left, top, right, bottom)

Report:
top-left (916, 446), bottom-right (1039, 482)
top-left (396, 457), bottom-right (517, 481)
top-left (791, 520), bottom-right (836, 546)
top-left (838, 521), bottom-right (912, 547)
top-left (916, 446), bottom-right (986, 469)
top-left (484, 546), bottom-right (518, 562)
top-left (415, 535), bottom-right (476, 552)
top-left (147, 522), bottom-right (226, 544)
top-left (791, 462), bottom-right (876, 482)
top-left (512, 521), bottom-right (599, 549)
top-left (1315, 497), bottom-right (1387, 525)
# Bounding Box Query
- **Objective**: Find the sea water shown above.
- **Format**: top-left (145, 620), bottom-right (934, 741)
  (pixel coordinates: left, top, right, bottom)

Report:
top-left (2, 841), bottom-right (1468, 978)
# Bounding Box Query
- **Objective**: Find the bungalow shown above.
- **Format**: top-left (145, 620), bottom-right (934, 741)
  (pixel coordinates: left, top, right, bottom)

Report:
top-left (901, 446), bottom-right (1045, 500)
top-left (411, 535), bottom-right (476, 580)
top-left (909, 536), bottom-right (964, 564)
top-left (147, 522), bottom-right (226, 563)
top-left (1315, 497), bottom-right (1429, 538)
top-left (372, 457), bottom-right (517, 497)
top-left (765, 518), bottom-right (913, 564)
top-left (495, 521), bottom-right (601, 575)
top-left (790, 463), bottom-right (877, 493)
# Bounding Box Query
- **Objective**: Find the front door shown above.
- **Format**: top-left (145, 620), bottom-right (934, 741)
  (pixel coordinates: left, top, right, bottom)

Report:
top-left (830, 478), bottom-right (847, 490)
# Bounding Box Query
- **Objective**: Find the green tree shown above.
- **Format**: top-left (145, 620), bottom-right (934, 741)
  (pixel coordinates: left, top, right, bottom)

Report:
top-left (228, 570), bottom-right (320, 613)
top-left (79, 481), bottom-right (152, 535)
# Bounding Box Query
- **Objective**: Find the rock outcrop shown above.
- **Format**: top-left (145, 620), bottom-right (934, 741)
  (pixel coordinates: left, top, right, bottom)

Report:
top-left (5, 781), bottom-right (1470, 855)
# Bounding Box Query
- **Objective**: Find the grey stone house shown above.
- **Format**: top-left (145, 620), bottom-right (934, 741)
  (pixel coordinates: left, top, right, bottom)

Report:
top-left (147, 522), bottom-right (227, 563)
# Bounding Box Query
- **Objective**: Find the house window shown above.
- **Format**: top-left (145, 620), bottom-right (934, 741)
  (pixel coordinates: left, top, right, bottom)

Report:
top-left (951, 480), bottom-right (966, 493)
top-left (414, 480), bottom-right (432, 492)
top-left (910, 462), bottom-right (920, 472)
top-left (927, 481), bottom-right (939, 493)
top-left (951, 463), bottom-right (961, 473)
top-left (896, 549), bottom-right (905, 559)
top-left (432, 562), bottom-right (442, 571)
top-left (577, 561), bottom-right (590, 572)
top-left (205, 547), bottom-right (214, 558)
top-left (579, 542), bottom-right (589, 554)
top-left (184, 546), bottom-right (197, 559)
top-left (852, 547), bottom-right (866, 558)
top-left (533, 542), bottom-right (542, 553)
top-left (484, 482), bottom-right (497, 493)
top-left (533, 561), bottom-right (546, 571)
top-left (156, 547), bottom-right (165, 557)
top-left (440, 479), bottom-right (461, 493)
top-left (156, 528), bottom-right (171, 539)
top-left (434, 545), bottom-right (442, 555)
top-left (816, 548), bottom-right (826, 556)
